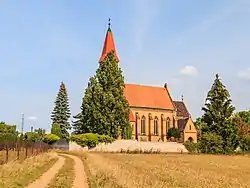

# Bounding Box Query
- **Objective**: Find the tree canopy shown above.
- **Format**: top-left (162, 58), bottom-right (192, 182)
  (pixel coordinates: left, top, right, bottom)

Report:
top-left (236, 110), bottom-right (250, 129)
top-left (201, 74), bottom-right (238, 153)
top-left (72, 52), bottom-right (131, 139)
top-left (0, 122), bottom-right (18, 142)
top-left (51, 123), bottom-right (62, 138)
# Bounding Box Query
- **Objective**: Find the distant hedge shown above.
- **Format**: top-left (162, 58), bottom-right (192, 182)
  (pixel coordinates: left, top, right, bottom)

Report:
top-left (43, 134), bottom-right (60, 145)
top-left (70, 133), bottom-right (115, 148)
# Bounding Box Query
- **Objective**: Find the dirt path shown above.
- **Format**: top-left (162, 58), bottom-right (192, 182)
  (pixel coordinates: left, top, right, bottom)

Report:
top-left (25, 153), bottom-right (65, 188)
top-left (60, 154), bottom-right (88, 188)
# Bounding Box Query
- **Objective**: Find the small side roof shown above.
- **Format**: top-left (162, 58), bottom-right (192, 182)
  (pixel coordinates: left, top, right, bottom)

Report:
top-left (173, 101), bottom-right (190, 117)
top-left (177, 118), bottom-right (189, 131)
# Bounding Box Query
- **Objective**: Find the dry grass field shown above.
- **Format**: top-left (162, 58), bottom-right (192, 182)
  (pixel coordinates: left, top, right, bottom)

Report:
top-left (0, 148), bottom-right (46, 164)
top-left (0, 152), bottom-right (58, 188)
top-left (47, 155), bottom-right (75, 188)
top-left (72, 152), bottom-right (250, 188)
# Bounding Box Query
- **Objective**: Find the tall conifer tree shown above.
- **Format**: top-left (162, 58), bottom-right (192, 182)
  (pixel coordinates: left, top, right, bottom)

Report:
top-left (73, 52), bottom-right (131, 138)
top-left (201, 74), bottom-right (238, 152)
top-left (51, 82), bottom-right (71, 138)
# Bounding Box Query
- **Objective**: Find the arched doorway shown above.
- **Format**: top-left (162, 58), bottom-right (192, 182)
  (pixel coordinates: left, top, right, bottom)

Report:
top-left (188, 137), bottom-right (193, 142)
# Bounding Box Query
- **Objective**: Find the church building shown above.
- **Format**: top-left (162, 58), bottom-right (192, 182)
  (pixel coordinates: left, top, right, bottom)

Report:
top-left (99, 23), bottom-right (197, 143)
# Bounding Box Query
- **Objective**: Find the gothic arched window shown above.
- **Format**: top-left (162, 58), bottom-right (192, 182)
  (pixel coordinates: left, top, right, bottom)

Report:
top-left (173, 116), bottom-right (176, 128)
top-left (166, 117), bottom-right (170, 133)
top-left (154, 117), bottom-right (158, 135)
top-left (141, 116), bottom-right (146, 135)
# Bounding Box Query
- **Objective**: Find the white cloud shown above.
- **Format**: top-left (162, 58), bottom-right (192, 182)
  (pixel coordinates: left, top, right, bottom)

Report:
top-left (27, 116), bottom-right (37, 120)
top-left (179, 65), bottom-right (198, 77)
top-left (238, 68), bottom-right (250, 81)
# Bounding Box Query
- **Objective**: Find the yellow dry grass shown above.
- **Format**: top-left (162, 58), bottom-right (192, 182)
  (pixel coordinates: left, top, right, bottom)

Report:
top-left (73, 152), bottom-right (250, 188)
top-left (0, 152), bottom-right (58, 188)
top-left (0, 149), bottom-right (43, 164)
top-left (47, 155), bottom-right (75, 188)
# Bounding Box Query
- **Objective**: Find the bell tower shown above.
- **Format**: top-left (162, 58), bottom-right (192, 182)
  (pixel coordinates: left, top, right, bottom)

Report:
top-left (99, 19), bottom-right (119, 63)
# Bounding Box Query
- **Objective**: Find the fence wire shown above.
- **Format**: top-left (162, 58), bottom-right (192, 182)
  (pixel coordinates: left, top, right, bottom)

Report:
top-left (0, 140), bottom-right (50, 164)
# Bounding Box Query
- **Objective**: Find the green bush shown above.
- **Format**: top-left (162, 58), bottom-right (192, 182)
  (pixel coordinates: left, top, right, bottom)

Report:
top-left (199, 132), bottom-right (224, 154)
top-left (43, 134), bottom-right (60, 145)
top-left (97, 134), bottom-right (115, 144)
top-left (24, 132), bottom-right (39, 142)
top-left (184, 141), bottom-right (199, 153)
top-left (70, 133), bottom-right (115, 149)
top-left (167, 128), bottom-right (180, 139)
top-left (239, 135), bottom-right (250, 152)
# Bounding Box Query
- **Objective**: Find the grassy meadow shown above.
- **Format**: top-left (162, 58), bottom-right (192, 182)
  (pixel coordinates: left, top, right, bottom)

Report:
top-left (71, 152), bottom-right (250, 188)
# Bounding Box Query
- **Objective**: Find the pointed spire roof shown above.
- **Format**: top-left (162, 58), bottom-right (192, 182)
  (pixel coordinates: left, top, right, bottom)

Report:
top-left (99, 19), bottom-right (119, 63)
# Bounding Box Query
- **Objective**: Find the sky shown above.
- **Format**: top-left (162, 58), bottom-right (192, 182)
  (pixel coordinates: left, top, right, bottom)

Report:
top-left (1, 0), bottom-right (250, 132)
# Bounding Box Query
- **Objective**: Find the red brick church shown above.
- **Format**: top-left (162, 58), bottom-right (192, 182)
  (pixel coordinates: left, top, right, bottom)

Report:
top-left (98, 22), bottom-right (197, 143)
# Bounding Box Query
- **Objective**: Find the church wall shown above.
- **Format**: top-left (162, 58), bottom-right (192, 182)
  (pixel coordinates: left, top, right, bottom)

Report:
top-left (130, 107), bottom-right (177, 142)
top-left (183, 119), bottom-right (197, 143)
top-left (130, 121), bottom-right (135, 135)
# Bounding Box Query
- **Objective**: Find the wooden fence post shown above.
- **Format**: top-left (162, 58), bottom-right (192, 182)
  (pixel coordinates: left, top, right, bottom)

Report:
top-left (31, 143), bottom-right (34, 156)
top-left (25, 143), bottom-right (28, 159)
top-left (39, 142), bottom-right (42, 154)
top-left (5, 143), bottom-right (9, 163)
top-left (17, 141), bottom-right (20, 160)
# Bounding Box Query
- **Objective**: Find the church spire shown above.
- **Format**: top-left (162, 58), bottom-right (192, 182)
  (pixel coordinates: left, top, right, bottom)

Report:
top-left (99, 18), bottom-right (119, 63)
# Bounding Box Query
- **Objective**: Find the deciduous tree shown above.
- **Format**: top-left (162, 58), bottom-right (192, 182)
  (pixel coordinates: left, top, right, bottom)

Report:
top-left (236, 110), bottom-right (250, 129)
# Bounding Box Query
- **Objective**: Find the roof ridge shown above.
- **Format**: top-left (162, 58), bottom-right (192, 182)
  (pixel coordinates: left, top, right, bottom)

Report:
top-left (125, 83), bottom-right (165, 89)
top-left (173, 100), bottom-right (185, 103)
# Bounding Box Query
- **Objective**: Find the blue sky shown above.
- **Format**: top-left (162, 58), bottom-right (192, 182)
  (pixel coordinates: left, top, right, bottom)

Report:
top-left (1, 0), bottom-right (250, 132)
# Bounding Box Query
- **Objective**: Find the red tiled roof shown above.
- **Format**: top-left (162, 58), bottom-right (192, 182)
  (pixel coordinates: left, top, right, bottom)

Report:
top-left (124, 84), bottom-right (174, 110)
top-left (99, 27), bottom-right (119, 63)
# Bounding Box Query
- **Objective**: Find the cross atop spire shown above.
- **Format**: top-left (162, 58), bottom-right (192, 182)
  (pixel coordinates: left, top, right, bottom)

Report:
top-left (99, 19), bottom-right (119, 63)
top-left (108, 18), bottom-right (111, 28)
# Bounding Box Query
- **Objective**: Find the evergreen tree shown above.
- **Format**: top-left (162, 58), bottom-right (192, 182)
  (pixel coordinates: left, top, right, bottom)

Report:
top-left (73, 52), bottom-right (131, 139)
top-left (201, 74), bottom-right (238, 152)
top-left (72, 112), bottom-right (85, 134)
top-left (51, 82), bottom-right (71, 138)
top-left (51, 123), bottom-right (62, 138)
